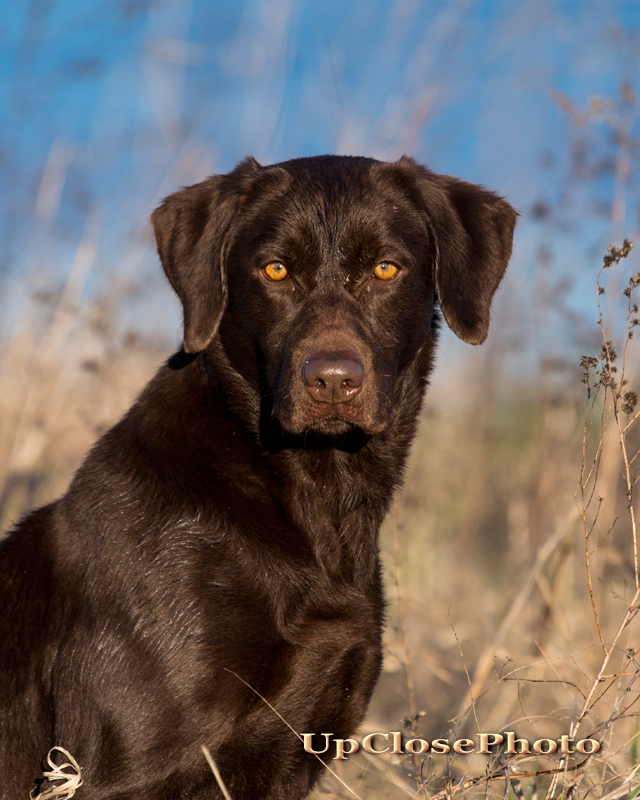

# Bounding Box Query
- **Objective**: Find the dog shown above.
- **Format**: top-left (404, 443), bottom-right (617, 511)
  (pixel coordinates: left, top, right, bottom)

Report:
top-left (0, 155), bottom-right (516, 799)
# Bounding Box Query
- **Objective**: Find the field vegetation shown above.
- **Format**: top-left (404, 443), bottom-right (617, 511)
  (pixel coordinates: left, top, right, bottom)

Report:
top-left (2, 239), bottom-right (640, 799)
top-left (2, 30), bottom-right (640, 797)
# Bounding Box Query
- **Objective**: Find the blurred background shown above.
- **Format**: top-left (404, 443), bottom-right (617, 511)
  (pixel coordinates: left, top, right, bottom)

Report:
top-left (2, 1), bottom-right (640, 797)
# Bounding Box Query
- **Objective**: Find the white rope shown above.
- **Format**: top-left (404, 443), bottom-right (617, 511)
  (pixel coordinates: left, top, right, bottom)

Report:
top-left (30, 747), bottom-right (83, 799)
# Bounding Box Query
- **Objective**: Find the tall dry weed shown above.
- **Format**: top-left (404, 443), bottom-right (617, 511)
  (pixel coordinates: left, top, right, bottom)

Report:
top-left (309, 244), bottom-right (640, 800)
top-left (0, 276), bottom-right (170, 535)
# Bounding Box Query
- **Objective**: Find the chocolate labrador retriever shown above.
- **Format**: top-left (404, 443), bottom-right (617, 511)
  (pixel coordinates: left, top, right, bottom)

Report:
top-left (0, 155), bottom-right (516, 799)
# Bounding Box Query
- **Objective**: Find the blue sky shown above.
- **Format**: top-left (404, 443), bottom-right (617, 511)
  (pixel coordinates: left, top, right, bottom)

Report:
top-left (1, 0), bottom-right (639, 360)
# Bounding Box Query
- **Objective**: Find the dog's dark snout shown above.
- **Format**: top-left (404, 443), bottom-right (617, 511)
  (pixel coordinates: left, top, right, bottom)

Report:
top-left (302, 350), bottom-right (364, 404)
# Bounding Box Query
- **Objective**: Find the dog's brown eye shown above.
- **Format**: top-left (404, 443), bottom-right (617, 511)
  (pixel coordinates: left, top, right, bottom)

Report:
top-left (264, 262), bottom-right (288, 281)
top-left (374, 262), bottom-right (398, 281)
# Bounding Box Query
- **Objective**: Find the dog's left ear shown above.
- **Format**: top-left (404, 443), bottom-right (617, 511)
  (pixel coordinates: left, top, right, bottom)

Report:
top-left (152, 158), bottom-right (261, 353)
top-left (398, 157), bottom-right (517, 345)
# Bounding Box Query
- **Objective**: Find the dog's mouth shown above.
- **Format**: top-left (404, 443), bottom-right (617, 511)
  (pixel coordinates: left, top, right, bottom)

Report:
top-left (307, 415), bottom-right (358, 437)
top-left (294, 398), bottom-right (384, 434)
top-left (274, 386), bottom-right (390, 438)
top-left (270, 345), bottom-right (393, 438)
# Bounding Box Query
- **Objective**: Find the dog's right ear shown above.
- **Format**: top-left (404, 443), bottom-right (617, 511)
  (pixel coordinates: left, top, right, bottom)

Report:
top-left (152, 158), bottom-right (261, 353)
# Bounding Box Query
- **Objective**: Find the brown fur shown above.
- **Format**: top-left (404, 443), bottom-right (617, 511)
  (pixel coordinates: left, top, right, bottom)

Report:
top-left (0, 155), bottom-right (516, 799)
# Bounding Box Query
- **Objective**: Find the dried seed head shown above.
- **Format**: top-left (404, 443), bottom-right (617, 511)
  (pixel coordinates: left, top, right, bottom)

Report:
top-left (580, 355), bottom-right (598, 387)
top-left (600, 341), bottom-right (617, 363)
top-left (603, 239), bottom-right (634, 268)
top-left (621, 391), bottom-right (638, 415)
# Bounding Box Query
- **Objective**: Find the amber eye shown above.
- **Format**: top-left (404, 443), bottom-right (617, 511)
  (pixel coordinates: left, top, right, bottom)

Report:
top-left (374, 262), bottom-right (398, 281)
top-left (263, 262), bottom-right (288, 282)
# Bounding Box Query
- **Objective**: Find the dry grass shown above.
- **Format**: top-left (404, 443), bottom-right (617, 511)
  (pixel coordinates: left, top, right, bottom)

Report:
top-left (2, 248), bottom-right (640, 800)
top-left (308, 245), bottom-right (640, 799)
top-left (0, 278), bottom-right (171, 536)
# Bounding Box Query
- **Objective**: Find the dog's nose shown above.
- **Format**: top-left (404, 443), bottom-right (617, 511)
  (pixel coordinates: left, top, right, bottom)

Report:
top-left (302, 351), bottom-right (364, 404)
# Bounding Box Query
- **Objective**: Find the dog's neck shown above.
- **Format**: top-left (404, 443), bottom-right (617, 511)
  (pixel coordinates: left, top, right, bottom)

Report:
top-left (200, 328), bottom-right (438, 583)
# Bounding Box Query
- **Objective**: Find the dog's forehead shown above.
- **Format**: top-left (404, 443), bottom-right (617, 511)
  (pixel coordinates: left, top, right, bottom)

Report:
top-left (243, 158), bottom-right (426, 269)
top-left (263, 155), bottom-right (408, 207)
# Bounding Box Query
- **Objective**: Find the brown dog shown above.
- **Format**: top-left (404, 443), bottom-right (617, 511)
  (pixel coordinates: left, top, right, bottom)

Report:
top-left (0, 155), bottom-right (516, 799)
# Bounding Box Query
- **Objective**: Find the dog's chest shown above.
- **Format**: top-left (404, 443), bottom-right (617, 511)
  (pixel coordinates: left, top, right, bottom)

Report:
top-left (177, 502), bottom-right (385, 733)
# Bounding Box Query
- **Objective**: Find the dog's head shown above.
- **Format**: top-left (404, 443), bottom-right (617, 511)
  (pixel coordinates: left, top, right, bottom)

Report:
top-left (152, 156), bottom-right (516, 437)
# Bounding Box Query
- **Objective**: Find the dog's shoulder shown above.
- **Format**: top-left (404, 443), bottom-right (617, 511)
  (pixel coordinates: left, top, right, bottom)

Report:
top-left (71, 355), bottom-right (254, 489)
